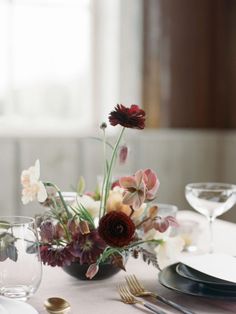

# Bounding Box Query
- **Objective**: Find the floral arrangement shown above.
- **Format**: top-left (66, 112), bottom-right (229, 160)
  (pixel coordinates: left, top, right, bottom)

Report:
top-left (20, 104), bottom-right (180, 279)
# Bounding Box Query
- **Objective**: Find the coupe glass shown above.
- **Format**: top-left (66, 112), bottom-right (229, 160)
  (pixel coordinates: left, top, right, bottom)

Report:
top-left (185, 183), bottom-right (236, 253)
top-left (0, 216), bottom-right (42, 300)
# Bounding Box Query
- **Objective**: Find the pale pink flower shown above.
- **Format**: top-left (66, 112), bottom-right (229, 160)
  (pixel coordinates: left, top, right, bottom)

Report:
top-left (106, 187), bottom-right (145, 222)
top-left (86, 263), bottom-right (99, 279)
top-left (143, 169), bottom-right (160, 200)
top-left (153, 216), bottom-right (178, 233)
top-left (119, 170), bottom-right (146, 210)
top-left (119, 169), bottom-right (159, 210)
top-left (21, 160), bottom-right (47, 205)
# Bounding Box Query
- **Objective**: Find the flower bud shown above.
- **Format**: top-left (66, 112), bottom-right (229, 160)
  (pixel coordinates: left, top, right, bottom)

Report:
top-left (86, 263), bottom-right (99, 279)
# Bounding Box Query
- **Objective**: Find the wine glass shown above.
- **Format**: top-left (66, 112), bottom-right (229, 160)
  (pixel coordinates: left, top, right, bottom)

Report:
top-left (185, 183), bottom-right (236, 253)
top-left (0, 216), bottom-right (42, 300)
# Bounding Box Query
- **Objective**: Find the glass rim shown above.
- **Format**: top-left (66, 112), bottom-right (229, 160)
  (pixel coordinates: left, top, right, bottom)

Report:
top-left (157, 203), bottom-right (178, 211)
top-left (185, 182), bottom-right (236, 192)
top-left (158, 203), bottom-right (178, 208)
top-left (0, 215), bottom-right (35, 226)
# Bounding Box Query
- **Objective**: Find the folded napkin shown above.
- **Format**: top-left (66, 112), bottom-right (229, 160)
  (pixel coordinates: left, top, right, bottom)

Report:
top-left (0, 296), bottom-right (38, 314)
top-left (179, 253), bottom-right (236, 283)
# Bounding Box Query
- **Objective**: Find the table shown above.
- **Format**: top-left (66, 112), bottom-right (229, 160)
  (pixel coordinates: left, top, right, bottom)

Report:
top-left (29, 211), bottom-right (236, 314)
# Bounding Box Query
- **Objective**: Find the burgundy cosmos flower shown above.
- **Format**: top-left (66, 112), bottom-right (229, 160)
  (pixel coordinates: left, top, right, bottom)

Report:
top-left (68, 230), bottom-right (106, 265)
top-left (109, 104), bottom-right (145, 129)
top-left (98, 211), bottom-right (135, 247)
top-left (40, 245), bottom-right (75, 267)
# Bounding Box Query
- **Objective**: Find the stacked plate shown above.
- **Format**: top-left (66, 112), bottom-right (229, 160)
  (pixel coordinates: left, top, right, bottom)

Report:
top-left (159, 253), bottom-right (236, 300)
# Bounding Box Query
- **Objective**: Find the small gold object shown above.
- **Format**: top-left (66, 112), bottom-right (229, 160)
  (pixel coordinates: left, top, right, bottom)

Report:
top-left (118, 284), bottom-right (166, 314)
top-left (125, 275), bottom-right (195, 314)
top-left (118, 284), bottom-right (145, 305)
top-left (44, 297), bottom-right (71, 314)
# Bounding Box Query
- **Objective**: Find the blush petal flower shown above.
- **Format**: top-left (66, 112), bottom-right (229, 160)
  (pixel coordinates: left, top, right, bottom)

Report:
top-left (143, 169), bottom-right (160, 200)
top-left (153, 216), bottom-right (179, 233)
top-left (106, 187), bottom-right (145, 222)
top-left (21, 160), bottom-right (47, 204)
top-left (120, 170), bottom-right (146, 210)
top-left (109, 104), bottom-right (145, 129)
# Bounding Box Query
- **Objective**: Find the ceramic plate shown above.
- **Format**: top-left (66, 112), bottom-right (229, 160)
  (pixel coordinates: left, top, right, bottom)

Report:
top-left (0, 296), bottom-right (38, 314)
top-left (159, 264), bottom-right (236, 300)
top-left (179, 253), bottom-right (236, 283)
top-left (176, 263), bottom-right (236, 291)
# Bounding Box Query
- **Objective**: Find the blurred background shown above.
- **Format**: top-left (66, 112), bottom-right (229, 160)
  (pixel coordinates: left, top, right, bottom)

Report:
top-left (0, 0), bottom-right (236, 221)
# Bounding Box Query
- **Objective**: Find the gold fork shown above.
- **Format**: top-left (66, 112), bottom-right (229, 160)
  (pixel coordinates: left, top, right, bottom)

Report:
top-left (118, 284), bottom-right (167, 314)
top-left (125, 275), bottom-right (196, 314)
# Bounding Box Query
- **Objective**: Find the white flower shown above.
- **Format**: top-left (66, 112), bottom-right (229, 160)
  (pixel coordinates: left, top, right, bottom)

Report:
top-left (21, 160), bottom-right (47, 205)
top-left (73, 194), bottom-right (100, 218)
top-left (142, 228), bottom-right (170, 242)
top-left (155, 236), bottom-right (184, 269)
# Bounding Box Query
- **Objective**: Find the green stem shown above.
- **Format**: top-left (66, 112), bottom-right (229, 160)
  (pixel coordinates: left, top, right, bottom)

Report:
top-left (96, 239), bottom-right (164, 266)
top-left (44, 182), bottom-right (71, 219)
top-left (99, 128), bottom-right (108, 219)
top-left (102, 127), bottom-right (125, 215)
top-left (50, 201), bottom-right (71, 242)
top-left (125, 239), bottom-right (164, 249)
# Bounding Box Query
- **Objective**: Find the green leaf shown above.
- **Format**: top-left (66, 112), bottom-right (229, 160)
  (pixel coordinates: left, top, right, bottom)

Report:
top-left (93, 185), bottom-right (101, 201)
top-left (0, 247), bottom-right (7, 261)
top-left (76, 202), bottom-right (95, 229)
top-left (77, 176), bottom-right (86, 195)
top-left (26, 242), bottom-right (38, 254)
top-left (2, 233), bottom-right (16, 245)
top-left (0, 220), bottom-right (11, 230)
top-left (6, 245), bottom-right (18, 262)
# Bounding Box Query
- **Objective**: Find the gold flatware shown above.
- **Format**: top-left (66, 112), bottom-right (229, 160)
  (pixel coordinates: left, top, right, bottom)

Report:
top-left (118, 284), bottom-right (167, 314)
top-left (125, 274), bottom-right (196, 314)
top-left (44, 297), bottom-right (71, 314)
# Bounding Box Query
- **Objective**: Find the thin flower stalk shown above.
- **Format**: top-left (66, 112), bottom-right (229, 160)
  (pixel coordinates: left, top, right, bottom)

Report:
top-left (102, 127), bottom-right (125, 215)
top-left (99, 126), bottom-right (108, 219)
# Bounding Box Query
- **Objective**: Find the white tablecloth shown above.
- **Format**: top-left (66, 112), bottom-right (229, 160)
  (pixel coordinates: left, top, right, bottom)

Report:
top-left (29, 211), bottom-right (236, 314)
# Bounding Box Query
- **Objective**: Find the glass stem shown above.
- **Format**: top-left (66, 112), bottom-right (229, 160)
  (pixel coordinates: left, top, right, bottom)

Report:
top-left (208, 216), bottom-right (215, 254)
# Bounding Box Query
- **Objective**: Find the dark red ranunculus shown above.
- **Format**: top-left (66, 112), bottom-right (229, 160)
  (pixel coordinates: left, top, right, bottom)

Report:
top-left (98, 211), bottom-right (135, 247)
top-left (109, 104), bottom-right (145, 129)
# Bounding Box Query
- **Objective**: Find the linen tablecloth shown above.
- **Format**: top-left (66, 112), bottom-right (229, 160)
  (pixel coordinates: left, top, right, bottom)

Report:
top-left (29, 211), bottom-right (236, 314)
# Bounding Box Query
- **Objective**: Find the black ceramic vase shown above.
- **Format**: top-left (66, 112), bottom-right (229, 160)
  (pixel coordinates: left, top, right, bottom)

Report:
top-left (63, 261), bottom-right (123, 280)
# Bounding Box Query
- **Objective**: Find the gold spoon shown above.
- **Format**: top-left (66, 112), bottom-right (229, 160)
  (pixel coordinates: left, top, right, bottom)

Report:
top-left (44, 297), bottom-right (71, 314)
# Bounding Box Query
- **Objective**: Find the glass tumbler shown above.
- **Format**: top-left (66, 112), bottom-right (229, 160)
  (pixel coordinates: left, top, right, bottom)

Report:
top-left (0, 216), bottom-right (42, 301)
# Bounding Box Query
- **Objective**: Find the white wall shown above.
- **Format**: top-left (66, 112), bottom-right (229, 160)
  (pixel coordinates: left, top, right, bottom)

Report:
top-left (0, 130), bottom-right (236, 222)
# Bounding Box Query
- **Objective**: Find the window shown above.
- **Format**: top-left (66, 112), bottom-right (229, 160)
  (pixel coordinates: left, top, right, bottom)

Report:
top-left (0, 0), bottom-right (93, 132)
top-left (0, 0), bottom-right (143, 134)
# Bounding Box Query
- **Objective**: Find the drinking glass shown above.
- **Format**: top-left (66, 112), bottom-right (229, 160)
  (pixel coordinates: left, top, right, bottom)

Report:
top-left (158, 204), bottom-right (178, 236)
top-left (185, 183), bottom-right (236, 253)
top-left (157, 203), bottom-right (178, 218)
top-left (0, 216), bottom-right (42, 300)
top-left (177, 219), bottom-right (200, 252)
